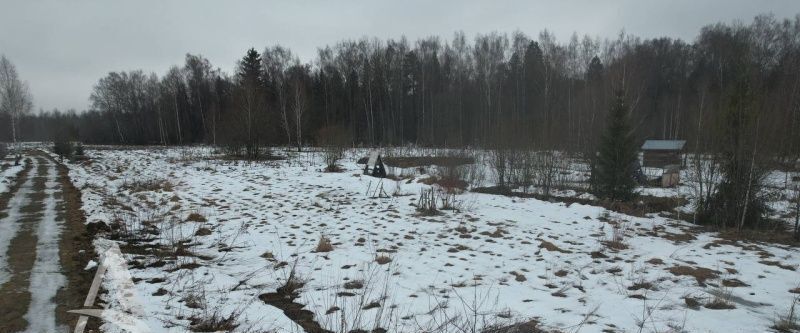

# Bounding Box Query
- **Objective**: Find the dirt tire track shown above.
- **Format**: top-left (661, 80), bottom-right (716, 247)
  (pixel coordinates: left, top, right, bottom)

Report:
top-left (52, 155), bottom-right (100, 332)
top-left (0, 158), bottom-right (32, 220)
top-left (0, 157), bottom-right (47, 332)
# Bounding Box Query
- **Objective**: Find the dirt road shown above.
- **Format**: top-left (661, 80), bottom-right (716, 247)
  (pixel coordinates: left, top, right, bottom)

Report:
top-left (0, 152), bottom-right (95, 333)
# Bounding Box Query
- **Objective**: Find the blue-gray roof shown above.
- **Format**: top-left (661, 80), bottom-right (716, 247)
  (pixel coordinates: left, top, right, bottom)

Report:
top-left (641, 140), bottom-right (686, 151)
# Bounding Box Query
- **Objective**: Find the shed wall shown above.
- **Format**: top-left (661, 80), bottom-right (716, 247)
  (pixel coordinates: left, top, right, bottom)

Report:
top-left (642, 150), bottom-right (682, 168)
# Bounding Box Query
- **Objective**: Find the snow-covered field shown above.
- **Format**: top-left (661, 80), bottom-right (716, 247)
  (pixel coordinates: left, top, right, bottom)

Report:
top-left (67, 147), bottom-right (800, 333)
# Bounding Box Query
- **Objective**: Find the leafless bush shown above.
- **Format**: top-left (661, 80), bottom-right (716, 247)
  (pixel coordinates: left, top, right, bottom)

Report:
top-left (686, 154), bottom-right (722, 223)
top-left (437, 148), bottom-right (484, 189)
top-left (316, 262), bottom-right (398, 332)
top-left (184, 285), bottom-right (246, 332)
top-left (317, 125), bottom-right (350, 172)
top-left (417, 187), bottom-right (439, 215)
top-left (110, 206), bottom-right (171, 242)
top-left (526, 150), bottom-right (569, 196)
top-left (415, 282), bottom-right (523, 333)
top-left (488, 145), bottom-right (514, 190)
top-left (440, 191), bottom-right (462, 211)
top-left (602, 220), bottom-right (630, 251)
top-left (792, 185), bottom-right (800, 241)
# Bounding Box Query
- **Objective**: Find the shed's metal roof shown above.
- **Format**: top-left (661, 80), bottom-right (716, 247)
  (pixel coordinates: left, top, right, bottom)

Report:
top-left (641, 140), bottom-right (686, 151)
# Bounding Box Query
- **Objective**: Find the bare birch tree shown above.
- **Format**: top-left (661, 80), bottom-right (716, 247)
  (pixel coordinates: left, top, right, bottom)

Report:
top-left (0, 55), bottom-right (33, 147)
top-left (262, 46), bottom-right (295, 146)
top-left (291, 66), bottom-right (307, 151)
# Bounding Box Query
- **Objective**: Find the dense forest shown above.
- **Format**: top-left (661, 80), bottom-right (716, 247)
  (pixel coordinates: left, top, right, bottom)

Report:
top-left (3, 14), bottom-right (800, 162)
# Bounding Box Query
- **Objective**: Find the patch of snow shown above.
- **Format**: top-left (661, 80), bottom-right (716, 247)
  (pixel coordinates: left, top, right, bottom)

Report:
top-left (23, 164), bottom-right (68, 333)
top-left (0, 159), bottom-right (36, 286)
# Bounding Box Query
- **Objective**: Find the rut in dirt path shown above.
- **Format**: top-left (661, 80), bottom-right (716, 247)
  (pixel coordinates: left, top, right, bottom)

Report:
top-left (0, 158), bottom-right (35, 287)
top-left (0, 155), bottom-right (70, 333)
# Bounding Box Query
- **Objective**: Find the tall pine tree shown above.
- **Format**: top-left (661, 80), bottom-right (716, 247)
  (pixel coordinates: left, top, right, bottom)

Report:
top-left (593, 91), bottom-right (638, 201)
top-left (237, 48), bottom-right (263, 85)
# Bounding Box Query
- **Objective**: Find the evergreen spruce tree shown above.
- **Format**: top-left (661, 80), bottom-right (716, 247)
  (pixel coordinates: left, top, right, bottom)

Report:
top-left (237, 48), bottom-right (263, 85)
top-left (593, 91), bottom-right (638, 201)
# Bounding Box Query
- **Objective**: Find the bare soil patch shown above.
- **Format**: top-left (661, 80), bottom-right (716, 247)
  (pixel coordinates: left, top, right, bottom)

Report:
top-left (259, 282), bottom-right (333, 333)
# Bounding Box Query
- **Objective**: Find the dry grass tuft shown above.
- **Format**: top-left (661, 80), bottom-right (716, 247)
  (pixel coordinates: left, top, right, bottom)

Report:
top-left (589, 251), bottom-right (607, 259)
top-left (314, 235), bottom-right (334, 253)
top-left (122, 178), bottom-right (174, 193)
top-left (261, 251), bottom-right (275, 260)
top-left (375, 255), bottom-right (392, 265)
top-left (704, 296), bottom-right (736, 310)
top-left (343, 280), bottom-right (364, 289)
top-left (627, 281), bottom-right (654, 291)
top-left (602, 222), bottom-right (629, 250)
top-left (538, 240), bottom-right (572, 253)
top-left (183, 293), bottom-right (205, 309)
top-left (684, 296), bottom-right (701, 308)
top-left (189, 311), bottom-right (239, 332)
top-left (186, 212), bottom-right (207, 222)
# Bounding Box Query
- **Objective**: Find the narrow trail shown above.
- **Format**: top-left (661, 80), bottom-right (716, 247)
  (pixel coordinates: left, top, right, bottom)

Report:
top-left (0, 157), bottom-right (49, 331)
top-left (0, 152), bottom-right (94, 333)
top-left (23, 160), bottom-right (67, 333)
top-left (0, 158), bottom-right (35, 287)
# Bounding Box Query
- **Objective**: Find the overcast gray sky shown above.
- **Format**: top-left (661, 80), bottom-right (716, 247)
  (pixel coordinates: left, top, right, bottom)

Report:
top-left (1, 0), bottom-right (799, 112)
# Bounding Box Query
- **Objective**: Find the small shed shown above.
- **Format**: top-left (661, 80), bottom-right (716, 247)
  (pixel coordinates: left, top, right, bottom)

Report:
top-left (641, 140), bottom-right (686, 168)
top-left (363, 150), bottom-right (387, 178)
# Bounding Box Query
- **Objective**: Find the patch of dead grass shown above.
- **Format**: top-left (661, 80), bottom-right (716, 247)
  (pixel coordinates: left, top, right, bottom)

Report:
top-left (704, 297), bottom-right (736, 310)
top-left (375, 255), bottom-right (392, 265)
top-left (721, 278), bottom-right (749, 288)
top-left (759, 260), bottom-right (797, 271)
top-left (667, 265), bottom-right (719, 285)
top-left (314, 235), bottom-right (334, 253)
top-left (538, 240), bottom-right (571, 253)
top-left (186, 212), bottom-right (207, 222)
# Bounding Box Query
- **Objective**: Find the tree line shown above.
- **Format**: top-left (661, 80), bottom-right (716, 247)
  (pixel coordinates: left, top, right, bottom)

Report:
top-left (3, 14), bottom-right (800, 161)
